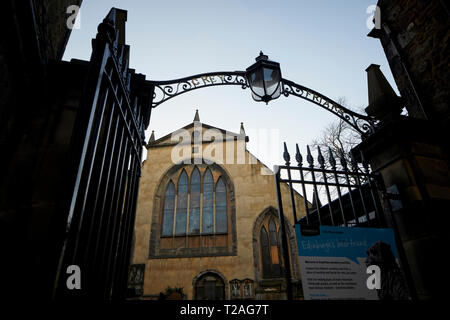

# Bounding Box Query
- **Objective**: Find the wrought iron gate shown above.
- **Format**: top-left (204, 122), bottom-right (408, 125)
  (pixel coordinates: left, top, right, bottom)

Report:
top-left (274, 143), bottom-right (415, 300)
top-left (53, 9), bottom-right (152, 299)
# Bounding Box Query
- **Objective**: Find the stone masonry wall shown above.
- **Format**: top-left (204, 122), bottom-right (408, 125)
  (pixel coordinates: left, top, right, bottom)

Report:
top-left (377, 0), bottom-right (449, 125)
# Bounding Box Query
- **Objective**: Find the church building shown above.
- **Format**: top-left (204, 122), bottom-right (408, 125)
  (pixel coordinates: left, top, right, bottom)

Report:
top-left (129, 110), bottom-right (307, 300)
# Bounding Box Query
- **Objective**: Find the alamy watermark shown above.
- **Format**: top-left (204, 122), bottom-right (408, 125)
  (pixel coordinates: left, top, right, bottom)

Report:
top-left (66, 264), bottom-right (81, 290)
top-left (366, 265), bottom-right (381, 290)
top-left (366, 5), bottom-right (381, 30)
top-left (66, 5), bottom-right (81, 30)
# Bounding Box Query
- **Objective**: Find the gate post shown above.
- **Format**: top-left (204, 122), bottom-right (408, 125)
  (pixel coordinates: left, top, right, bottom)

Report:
top-left (352, 67), bottom-right (448, 300)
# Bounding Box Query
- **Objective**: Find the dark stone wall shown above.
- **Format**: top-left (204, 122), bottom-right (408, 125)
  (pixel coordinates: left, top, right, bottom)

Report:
top-left (34, 0), bottom-right (83, 61)
top-left (0, 0), bottom-right (84, 299)
top-left (376, 0), bottom-right (449, 126)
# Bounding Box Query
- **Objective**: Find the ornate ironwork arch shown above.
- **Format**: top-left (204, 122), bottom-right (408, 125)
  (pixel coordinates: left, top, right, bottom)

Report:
top-left (149, 72), bottom-right (377, 136)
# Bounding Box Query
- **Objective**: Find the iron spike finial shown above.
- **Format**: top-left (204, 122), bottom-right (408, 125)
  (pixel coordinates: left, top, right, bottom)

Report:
top-left (317, 146), bottom-right (325, 168)
top-left (306, 145), bottom-right (314, 167)
top-left (283, 142), bottom-right (291, 165)
top-left (295, 144), bottom-right (303, 166)
top-left (328, 147), bottom-right (336, 168)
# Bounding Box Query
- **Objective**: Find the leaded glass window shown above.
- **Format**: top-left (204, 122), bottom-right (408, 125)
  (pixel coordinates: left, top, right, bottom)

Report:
top-left (189, 167), bottom-right (201, 234)
top-left (160, 166), bottom-right (229, 240)
top-left (175, 170), bottom-right (188, 235)
top-left (260, 217), bottom-right (284, 278)
top-left (260, 227), bottom-right (271, 278)
top-left (215, 178), bottom-right (227, 233)
top-left (202, 169), bottom-right (214, 234)
top-left (161, 181), bottom-right (175, 236)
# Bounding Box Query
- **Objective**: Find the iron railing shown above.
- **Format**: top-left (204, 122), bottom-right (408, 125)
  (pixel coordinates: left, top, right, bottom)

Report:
top-left (276, 143), bottom-right (385, 228)
top-left (274, 143), bottom-right (387, 300)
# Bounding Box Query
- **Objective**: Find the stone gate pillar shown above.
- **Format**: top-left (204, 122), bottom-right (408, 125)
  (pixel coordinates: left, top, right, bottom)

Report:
top-left (352, 65), bottom-right (449, 300)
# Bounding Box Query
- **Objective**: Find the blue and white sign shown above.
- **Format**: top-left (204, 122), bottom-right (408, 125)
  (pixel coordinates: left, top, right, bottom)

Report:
top-left (295, 225), bottom-right (406, 300)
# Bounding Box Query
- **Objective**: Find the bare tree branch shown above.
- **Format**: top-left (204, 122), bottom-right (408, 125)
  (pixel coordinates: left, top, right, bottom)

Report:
top-left (309, 97), bottom-right (368, 199)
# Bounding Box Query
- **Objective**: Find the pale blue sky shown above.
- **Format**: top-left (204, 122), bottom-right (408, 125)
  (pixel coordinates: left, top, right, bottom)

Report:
top-left (63, 0), bottom-right (397, 169)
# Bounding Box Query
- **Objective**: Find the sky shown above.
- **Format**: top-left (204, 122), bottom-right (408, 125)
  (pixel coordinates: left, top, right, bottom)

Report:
top-left (63, 0), bottom-right (398, 170)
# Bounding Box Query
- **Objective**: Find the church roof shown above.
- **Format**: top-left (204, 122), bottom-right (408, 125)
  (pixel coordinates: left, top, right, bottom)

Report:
top-left (147, 110), bottom-right (248, 147)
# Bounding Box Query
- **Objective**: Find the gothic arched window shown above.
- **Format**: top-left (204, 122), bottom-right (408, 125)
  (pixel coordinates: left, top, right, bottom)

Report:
top-left (149, 162), bottom-right (236, 257)
top-left (260, 218), bottom-right (283, 279)
top-left (155, 164), bottom-right (235, 257)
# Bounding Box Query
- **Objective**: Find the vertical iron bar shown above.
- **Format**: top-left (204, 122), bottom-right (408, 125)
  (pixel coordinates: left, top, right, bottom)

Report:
top-left (103, 141), bottom-right (131, 298)
top-left (343, 170), bottom-right (359, 226)
top-left (118, 159), bottom-right (141, 299)
top-left (81, 93), bottom-right (117, 296)
top-left (339, 150), bottom-right (359, 226)
top-left (284, 143), bottom-right (298, 224)
top-left (350, 155), bottom-right (371, 226)
top-left (274, 166), bottom-right (293, 300)
top-left (112, 149), bottom-right (138, 299)
top-left (307, 146), bottom-right (322, 225)
top-left (295, 144), bottom-right (310, 225)
top-left (329, 148), bottom-right (346, 226)
top-left (82, 97), bottom-right (116, 264)
top-left (89, 109), bottom-right (119, 257)
top-left (287, 168), bottom-right (298, 224)
top-left (92, 112), bottom-right (124, 296)
top-left (114, 152), bottom-right (139, 300)
top-left (71, 81), bottom-right (110, 263)
top-left (103, 136), bottom-right (130, 298)
top-left (361, 152), bottom-right (383, 227)
top-left (98, 115), bottom-right (126, 297)
top-left (298, 167), bottom-right (310, 225)
top-left (317, 147), bottom-right (335, 226)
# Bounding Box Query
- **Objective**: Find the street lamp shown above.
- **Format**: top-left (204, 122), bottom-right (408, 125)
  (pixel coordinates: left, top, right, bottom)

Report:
top-left (246, 51), bottom-right (282, 104)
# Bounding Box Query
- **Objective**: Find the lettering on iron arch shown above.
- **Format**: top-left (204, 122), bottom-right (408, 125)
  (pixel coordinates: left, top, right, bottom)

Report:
top-left (151, 73), bottom-right (248, 107)
top-left (191, 75), bottom-right (224, 87)
top-left (282, 84), bottom-right (344, 116)
top-left (281, 80), bottom-right (376, 134)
